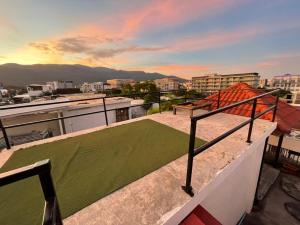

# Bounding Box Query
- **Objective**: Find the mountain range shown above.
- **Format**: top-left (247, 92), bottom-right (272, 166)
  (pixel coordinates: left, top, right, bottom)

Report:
top-left (0, 63), bottom-right (185, 87)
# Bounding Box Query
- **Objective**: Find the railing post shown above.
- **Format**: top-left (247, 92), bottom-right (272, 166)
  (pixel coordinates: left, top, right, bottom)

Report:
top-left (217, 90), bottom-right (221, 109)
top-left (273, 134), bottom-right (284, 167)
top-left (182, 119), bottom-right (197, 197)
top-left (38, 161), bottom-right (63, 225)
top-left (103, 98), bottom-right (109, 126)
top-left (0, 119), bottom-right (10, 149)
top-left (158, 92), bottom-right (161, 113)
top-left (272, 95), bottom-right (279, 122)
top-left (247, 98), bottom-right (257, 143)
top-left (254, 136), bottom-right (269, 205)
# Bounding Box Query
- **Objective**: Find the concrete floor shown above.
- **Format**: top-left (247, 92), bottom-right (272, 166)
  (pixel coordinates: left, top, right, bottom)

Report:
top-left (244, 173), bottom-right (300, 225)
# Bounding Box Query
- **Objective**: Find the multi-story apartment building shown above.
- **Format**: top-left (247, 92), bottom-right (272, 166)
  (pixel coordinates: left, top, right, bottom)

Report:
top-left (269, 74), bottom-right (300, 104)
top-left (154, 77), bottom-right (180, 91)
top-left (106, 79), bottom-right (136, 89)
top-left (192, 73), bottom-right (259, 92)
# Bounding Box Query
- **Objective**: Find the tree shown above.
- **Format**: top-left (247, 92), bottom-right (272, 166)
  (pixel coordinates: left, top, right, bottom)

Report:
top-left (121, 84), bottom-right (133, 96)
top-left (134, 81), bottom-right (159, 109)
top-left (186, 90), bottom-right (205, 99)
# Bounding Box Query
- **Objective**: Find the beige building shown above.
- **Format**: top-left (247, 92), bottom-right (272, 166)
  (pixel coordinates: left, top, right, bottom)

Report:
top-left (259, 78), bottom-right (269, 88)
top-left (106, 79), bottom-right (136, 89)
top-left (80, 82), bottom-right (106, 93)
top-left (269, 74), bottom-right (300, 104)
top-left (192, 73), bottom-right (260, 92)
top-left (154, 77), bottom-right (180, 91)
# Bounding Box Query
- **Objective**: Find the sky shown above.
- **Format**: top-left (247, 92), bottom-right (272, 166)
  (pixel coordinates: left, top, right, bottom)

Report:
top-left (0, 0), bottom-right (300, 79)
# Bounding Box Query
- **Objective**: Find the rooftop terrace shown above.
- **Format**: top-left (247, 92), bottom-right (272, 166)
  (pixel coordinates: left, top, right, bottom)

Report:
top-left (0, 111), bottom-right (276, 225)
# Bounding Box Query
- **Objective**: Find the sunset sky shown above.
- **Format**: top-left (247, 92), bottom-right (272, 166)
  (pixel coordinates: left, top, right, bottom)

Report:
top-left (0, 0), bottom-right (299, 79)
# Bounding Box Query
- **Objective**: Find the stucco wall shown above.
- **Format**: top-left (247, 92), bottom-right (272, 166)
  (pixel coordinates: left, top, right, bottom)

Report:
top-left (62, 102), bottom-right (131, 133)
top-left (1, 112), bottom-right (61, 137)
top-left (165, 129), bottom-right (271, 225)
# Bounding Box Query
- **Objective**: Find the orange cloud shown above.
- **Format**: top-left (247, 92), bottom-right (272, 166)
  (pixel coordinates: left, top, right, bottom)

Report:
top-left (143, 63), bottom-right (212, 78)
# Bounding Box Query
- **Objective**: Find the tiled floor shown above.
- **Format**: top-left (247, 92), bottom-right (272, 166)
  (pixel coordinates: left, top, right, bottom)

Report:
top-left (244, 172), bottom-right (300, 225)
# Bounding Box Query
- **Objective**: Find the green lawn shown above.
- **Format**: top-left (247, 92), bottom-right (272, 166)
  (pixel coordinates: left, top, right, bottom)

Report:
top-left (0, 119), bottom-right (205, 225)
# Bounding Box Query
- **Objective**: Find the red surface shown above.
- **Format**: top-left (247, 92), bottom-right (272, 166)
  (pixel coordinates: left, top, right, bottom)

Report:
top-left (180, 205), bottom-right (222, 225)
top-left (195, 83), bottom-right (300, 134)
top-left (180, 213), bottom-right (205, 225)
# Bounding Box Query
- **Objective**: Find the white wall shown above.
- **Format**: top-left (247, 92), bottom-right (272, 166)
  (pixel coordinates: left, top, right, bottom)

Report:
top-left (62, 101), bottom-right (131, 133)
top-left (165, 130), bottom-right (272, 225)
top-left (1, 112), bottom-right (61, 138)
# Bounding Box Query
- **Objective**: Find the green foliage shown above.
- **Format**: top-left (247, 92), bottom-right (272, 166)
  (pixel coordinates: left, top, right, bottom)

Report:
top-left (133, 81), bottom-right (159, 109)
top-left (121, 84), bottom-right (133, 96)
top-left (186, 90), bottom-right (205, 99)
top-left (173, 89), bottom-right (186, 97)
top-left (147, 107), bottom-right (160, 115)
top-left (105, 88), bottom-right (122, 96)
top-left (161, 99), bottom-right (185, 111)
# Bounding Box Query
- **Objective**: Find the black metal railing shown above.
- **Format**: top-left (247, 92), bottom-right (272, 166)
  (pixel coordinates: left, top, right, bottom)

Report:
top-left (0, 90), bottom-right (200, 149)
top-left (0, 159), bottom-right (62, 225)
top-left (0, 88), bottom-right (279, 150)
top-left (182, 89), bottom-right (280, 196)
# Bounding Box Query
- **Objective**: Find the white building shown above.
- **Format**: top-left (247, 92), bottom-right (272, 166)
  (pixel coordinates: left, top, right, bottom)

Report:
top-left (46, 80), bottom-right (74, 90)
top-left (80, 82), bottom-right (106, 93)
top-left (269, 74), bottom-right (300, 103)
top-left (0, 96), bottom-right (133, 145)
top-left (26, 84), bottom-right (53, 97)
top-left (154, 77), bottom-right (180, 91)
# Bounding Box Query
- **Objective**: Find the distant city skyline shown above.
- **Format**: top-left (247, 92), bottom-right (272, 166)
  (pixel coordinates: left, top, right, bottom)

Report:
top-left (0, 0), bottom-right (300, 79)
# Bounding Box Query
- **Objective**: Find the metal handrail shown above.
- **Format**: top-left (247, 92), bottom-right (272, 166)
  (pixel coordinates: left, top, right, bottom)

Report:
top-left (0, 159), bottom-right (63, 225)
top-left (182, 89), bottom-right (280, 196)
top-left (0, 88), bottom-right (279, 150)
top-left (0, 90), bottom-right (196, 149)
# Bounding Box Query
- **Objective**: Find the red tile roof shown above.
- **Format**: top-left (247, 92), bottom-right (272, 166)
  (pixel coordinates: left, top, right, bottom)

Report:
top-left (195, 83), bottom-right (300, 134)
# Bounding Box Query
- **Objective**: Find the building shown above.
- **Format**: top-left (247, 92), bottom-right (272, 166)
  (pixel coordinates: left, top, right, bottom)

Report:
top-left (259, 78), bottom-right (269, 88)
top-left (154, 77), bottom-right (180, 91)
top-left (269, 74), bottom-right (300, 104)
top-left (26, 84), bottom-right (53, 97)
top-left (183, 81), bottom-right (193, 91)
top-left (196, 82), bottom-right (300, 165)
top-left (192, 73), bottom-right (260, 92)
top-left (106, 79), bottom-right (136, 89)
top-left (0, 95), bottom-right (133, 146)
top-left (80, 82), bottom-right (105, 93)
top-left (0, 99), bottom-right (279, 225)
top-left (46, 80), bottom-right (74, 90)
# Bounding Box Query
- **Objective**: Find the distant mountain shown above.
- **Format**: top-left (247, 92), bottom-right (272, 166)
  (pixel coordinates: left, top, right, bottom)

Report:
top-left (0, 63), bottom-right (186, 87)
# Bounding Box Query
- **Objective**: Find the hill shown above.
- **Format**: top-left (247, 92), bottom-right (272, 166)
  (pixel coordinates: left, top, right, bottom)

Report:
top-left (0, 63), bottom-right (185, 87)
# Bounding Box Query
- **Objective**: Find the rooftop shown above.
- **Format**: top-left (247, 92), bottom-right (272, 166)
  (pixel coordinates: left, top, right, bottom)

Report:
top-left (0, 111), bottom-right (276, 225)
top-left (0, 96), bottom-right (132, 118)
top-left (196, 83), bottom-right (300, 134)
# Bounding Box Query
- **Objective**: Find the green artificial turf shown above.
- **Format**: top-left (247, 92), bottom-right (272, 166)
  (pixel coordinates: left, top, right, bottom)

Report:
top-left (0, 119), bottom-right (205, 225)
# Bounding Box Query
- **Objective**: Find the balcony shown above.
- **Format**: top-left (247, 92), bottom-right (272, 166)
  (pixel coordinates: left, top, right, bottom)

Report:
top-left (1, 89), bottom-right (290, 225)
top-left (0, 109), bottom-right (276, 225)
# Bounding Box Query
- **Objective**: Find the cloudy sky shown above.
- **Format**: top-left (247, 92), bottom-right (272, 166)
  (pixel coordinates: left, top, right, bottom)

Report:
top-left (0, 0), bottom-right (299, 78)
